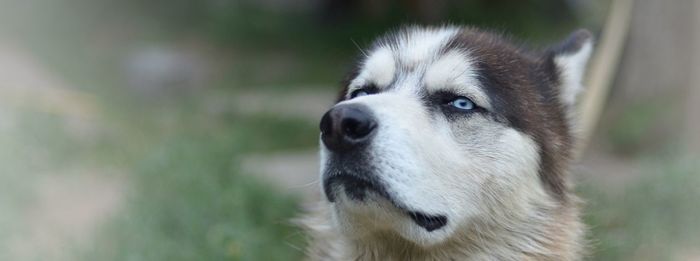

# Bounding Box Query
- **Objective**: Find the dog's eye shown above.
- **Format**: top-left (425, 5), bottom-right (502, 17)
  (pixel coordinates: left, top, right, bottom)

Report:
top-left (351, 89), bottom-right (369, 98)
top-left (349, 87), bottom-right (376, 99)
top-left (448, 97), bottom-right (476, 111)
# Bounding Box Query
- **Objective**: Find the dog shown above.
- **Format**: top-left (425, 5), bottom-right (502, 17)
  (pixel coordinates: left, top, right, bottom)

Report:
top-left (302, 25), bottom-right (593, 260)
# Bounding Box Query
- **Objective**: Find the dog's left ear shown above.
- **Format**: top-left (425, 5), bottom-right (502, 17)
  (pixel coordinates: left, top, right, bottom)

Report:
top-left (548, 29), bottom-right (594, 108)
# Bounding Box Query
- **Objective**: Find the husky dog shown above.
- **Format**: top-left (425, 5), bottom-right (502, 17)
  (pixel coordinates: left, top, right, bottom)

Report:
top-left (303, 26), bottom-right (593, 260)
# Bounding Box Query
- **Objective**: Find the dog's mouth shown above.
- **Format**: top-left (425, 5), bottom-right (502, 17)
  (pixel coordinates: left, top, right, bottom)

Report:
top-left (323, 172), bottom-right (448, 232)
top-left (323, 172), bottom-right (389, 202)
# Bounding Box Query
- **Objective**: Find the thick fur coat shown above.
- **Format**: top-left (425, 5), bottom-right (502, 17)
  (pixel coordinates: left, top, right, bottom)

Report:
top-left (302, 26), bottom-right (594, 260)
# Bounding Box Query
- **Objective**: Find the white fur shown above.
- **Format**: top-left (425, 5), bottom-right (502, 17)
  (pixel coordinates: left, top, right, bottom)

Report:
top-left (349, 26), bottom-right (460, 94)
top-left (396, 27), bottom-right (459, 67)
top-left (555, 41), bottom-right (593, 107)
top-left (350, 47), bottom-right (396, 90)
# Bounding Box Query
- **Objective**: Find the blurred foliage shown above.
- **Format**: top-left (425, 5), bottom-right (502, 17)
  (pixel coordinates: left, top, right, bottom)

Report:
top-left (4, 0), bottom-right (593, 88)
top-left (0, 95), bottom-right (314, 260)
top-left (80, 134), bottom-right (306, 260)
top-left (582, 157), bottom-right (700, 260)
top-left (109, 0), bottom-right (585, 87)
top-left (70, 93), bottom-right (315, 260)
top-left (605, 97), bottom-right (681, 157)
top-left (607, 101), bottom-right (662, 156)
top-left (107, 0), bottom-right (582, 46)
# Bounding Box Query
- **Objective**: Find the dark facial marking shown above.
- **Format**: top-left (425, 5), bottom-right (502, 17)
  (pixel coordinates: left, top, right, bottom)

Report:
top-left (323, 173), bottom-right (389, 202)
top-left (408, 211), bottom-right (448, 232)
top-left (423, 90), bottom-right (488, 121)
top-left (322, 151), bottom-right (383, 202)
top-left (348, 84), bottom-right (380, 99)
top-left (442, 28), bottom-right (575, 200)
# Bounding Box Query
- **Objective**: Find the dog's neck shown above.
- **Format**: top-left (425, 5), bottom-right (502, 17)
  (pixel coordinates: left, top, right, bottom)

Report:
top-left (302, 197), bottom-right (583, 261)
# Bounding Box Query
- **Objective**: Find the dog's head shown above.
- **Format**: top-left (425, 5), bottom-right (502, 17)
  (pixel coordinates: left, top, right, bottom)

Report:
top-left (319, 26), bottom-right (592, 246)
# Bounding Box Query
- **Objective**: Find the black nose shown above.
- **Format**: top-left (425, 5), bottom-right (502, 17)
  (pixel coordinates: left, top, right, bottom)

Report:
top-left (320, 104), bottom-right (377, 152)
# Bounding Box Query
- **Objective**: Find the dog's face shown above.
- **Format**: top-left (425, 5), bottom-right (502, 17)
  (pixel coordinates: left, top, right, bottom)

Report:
top-left (320, 26), bottom-right (592, 246)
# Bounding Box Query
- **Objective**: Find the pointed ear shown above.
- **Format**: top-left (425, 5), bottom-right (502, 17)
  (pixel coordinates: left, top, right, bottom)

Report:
top-left (549, 29), bottom-right (594, 108)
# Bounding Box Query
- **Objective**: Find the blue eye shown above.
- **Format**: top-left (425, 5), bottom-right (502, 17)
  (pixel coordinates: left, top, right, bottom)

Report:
top-left (449, 97), bottom-right (475, 111)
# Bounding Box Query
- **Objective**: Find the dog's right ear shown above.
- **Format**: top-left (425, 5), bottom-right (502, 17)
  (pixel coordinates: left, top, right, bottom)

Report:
top-left (548, 29), bottom-right (594, 108)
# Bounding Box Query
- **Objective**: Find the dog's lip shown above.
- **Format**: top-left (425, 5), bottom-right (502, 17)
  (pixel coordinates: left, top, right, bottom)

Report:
top-left (323, 171), bottom-right (448, 232)
top-left (323, 171), bottom-right (390, 203)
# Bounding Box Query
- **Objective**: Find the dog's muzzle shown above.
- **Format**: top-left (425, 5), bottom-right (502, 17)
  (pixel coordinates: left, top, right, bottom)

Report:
top-left (320, 103), bottom-right (380, 202)
top-left (319, 104), bottom-right (377, 152)
top-left (319, 103), bottom-right (449, 232)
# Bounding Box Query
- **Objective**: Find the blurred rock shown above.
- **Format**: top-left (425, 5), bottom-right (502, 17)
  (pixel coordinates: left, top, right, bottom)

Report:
top-left (230, 89), bottom-right (335, 123)
top-left (201, 88), bottom-right (336, 124)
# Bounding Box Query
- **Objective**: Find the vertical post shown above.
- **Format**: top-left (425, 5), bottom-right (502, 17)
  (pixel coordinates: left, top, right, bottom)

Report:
top-left (575, 0), bottom-right (634, 157)
top-left (684, 0), bottom-right (700, 154)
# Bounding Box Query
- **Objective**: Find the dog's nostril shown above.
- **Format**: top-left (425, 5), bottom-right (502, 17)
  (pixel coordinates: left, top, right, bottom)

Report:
top-left (320, 104), bottom-right (376, 151)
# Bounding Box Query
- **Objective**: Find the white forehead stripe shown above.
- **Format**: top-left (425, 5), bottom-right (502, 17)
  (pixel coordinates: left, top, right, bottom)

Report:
top-left (351, 47), bottom-right (396, 89)
top-left (350, 27), bottom-right (460, 91)
top-left (397, 27), bottom-right (460, 66)
top-left (424, 51), bottom-right (476, 90)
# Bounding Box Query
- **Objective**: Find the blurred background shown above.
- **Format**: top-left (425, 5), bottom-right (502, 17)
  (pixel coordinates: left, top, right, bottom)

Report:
top-left (0, 0), bottom-right (698, 260)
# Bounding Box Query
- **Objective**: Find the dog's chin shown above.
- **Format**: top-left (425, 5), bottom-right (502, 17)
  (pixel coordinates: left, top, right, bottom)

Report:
top-left (323, 170), bottom-right (454, 246)
top-left (329, 190), bottom-right (457, 246)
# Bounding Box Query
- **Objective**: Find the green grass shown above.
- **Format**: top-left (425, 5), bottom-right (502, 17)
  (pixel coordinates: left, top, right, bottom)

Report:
top-left (69, 92), bottom-right (317, 260)
top-left (0, 92), bottom-right (316, 261)
top-left (79, 133), bottom-right (307, 261)
top-left (2, 1), bottom-right (319, 259)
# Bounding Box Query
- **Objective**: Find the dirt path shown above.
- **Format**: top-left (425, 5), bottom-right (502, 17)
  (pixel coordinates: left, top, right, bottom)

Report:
top-left (231, 88), bottom-right (336, 124)
top-left (5, 172), bottom-right (125, 261)
top-left (0, 41), bottom-right (127, 261)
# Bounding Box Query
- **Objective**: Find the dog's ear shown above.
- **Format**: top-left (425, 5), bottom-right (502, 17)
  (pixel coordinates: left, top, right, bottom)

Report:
top-left (548, 29), bottom-right (594, 108)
